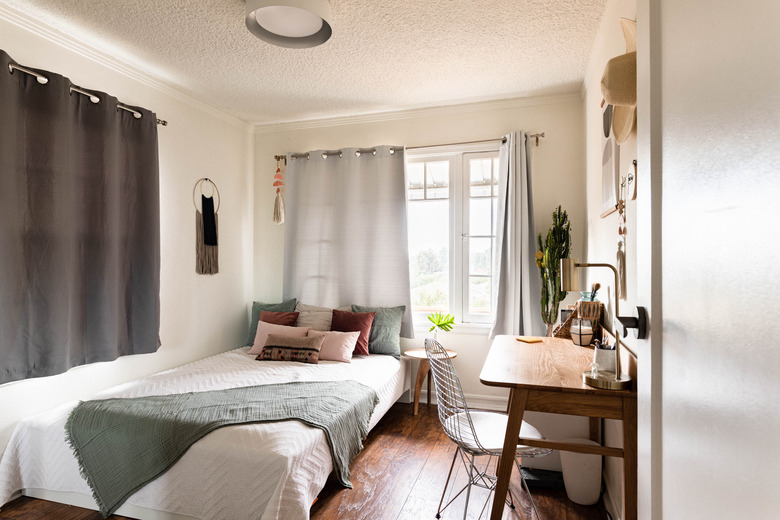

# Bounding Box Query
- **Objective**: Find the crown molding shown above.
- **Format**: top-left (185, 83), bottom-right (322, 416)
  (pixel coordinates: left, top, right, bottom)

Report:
top-left (0, 3), bottom-right (249, 131)
top-left (252, 92), bottom-right (582, 135)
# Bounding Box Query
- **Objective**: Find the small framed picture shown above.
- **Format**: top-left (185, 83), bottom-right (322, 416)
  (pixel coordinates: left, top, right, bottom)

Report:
top-left (600, 103), bottom-right (620, 218)
top-left (600, 135), bottom-right (620, 217)
top-left (560, 309), bottom-right (573, 324)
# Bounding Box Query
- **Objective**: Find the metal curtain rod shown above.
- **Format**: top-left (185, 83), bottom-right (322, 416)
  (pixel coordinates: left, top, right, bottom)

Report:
top-left (406, 133), bottom-right (545, 150)
top-left (406, 137), bottom-right (507, 150)
top-left (284, 133), bottom-right (546, 160)
top-left (8, 62), bottom-right (168, 126)
top-left (289, 148), bottom-right (400, 160)
top-left (528, 132), bottom-right (545, 146)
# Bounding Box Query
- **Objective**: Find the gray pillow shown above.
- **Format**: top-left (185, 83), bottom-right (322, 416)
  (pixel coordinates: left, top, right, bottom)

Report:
top-left (246, 299), bottom-right (298, 346)
top-left (295, 302), bottom-right (334, 331)
top-left (351, 305), bottom-right (405, 358)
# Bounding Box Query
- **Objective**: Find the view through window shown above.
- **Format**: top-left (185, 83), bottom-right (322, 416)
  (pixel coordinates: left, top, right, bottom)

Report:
top-left (406, 146), bottom-right (500, 325)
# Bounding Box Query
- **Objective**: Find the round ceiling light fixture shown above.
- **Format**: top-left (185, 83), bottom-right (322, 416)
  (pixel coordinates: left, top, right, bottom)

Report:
top-left (246, 0), bottom-right (332, 49)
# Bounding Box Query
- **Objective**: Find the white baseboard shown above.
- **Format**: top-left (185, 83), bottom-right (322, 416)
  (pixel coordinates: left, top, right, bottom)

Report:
top-left (419, 390), bottom-right (507, 411)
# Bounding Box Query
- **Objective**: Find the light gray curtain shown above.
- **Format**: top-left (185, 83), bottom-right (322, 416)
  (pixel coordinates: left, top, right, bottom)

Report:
top-left (489, 132), bottom-right (543, 338)
top-left (283, 146), bottom-right (413, 337)
top-left (0, 50), bottom-right (160, 384)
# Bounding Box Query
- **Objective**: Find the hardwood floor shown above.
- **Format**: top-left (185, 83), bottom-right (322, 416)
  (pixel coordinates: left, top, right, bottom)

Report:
top-left (0, 403), bottom-right (608, 520)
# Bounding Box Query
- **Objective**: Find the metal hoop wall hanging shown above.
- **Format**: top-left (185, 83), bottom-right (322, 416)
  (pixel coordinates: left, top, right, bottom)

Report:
top-left (192, 178), bottom-right (221, 213)
top-left (193, 178), bottom-right (220, 275)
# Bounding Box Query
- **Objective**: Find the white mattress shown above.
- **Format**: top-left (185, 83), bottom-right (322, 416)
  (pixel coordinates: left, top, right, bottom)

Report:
top-left (0, 348), bottom-right (410, 520)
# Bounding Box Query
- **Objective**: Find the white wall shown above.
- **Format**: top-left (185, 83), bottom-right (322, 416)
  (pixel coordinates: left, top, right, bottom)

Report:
top-left (582, 0), bottom-right (637, 517)
top-left (252, 95), bottom-right (591, 469)
top-left (656, 0), bottom-right (780, 518)
top-left (0, 8), bottom-right (253, 453)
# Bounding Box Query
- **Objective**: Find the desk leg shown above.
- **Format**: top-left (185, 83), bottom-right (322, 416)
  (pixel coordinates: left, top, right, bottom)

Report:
top-left (489, 388), bottom-right (528, 520)
top-left (589, 417), bottom-right (600, 443)
top-left (623, 397), bottom-right (637, 520)
top-left (413, 359), bottom-right (430, 416)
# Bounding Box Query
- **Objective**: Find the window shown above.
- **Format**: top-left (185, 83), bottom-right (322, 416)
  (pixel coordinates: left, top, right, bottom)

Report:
top-left (406, 145), bottom-right (500, 326)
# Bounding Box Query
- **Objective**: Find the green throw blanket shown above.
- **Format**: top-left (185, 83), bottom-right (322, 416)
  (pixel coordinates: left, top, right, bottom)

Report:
top-left (65, 380), bottom-right (379, 517)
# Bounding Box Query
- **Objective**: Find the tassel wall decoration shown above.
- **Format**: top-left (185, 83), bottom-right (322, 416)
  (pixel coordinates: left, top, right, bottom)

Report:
top-left (194, 178), bottom-right (220, 274)
top-left (617, 239), bottom-right (626, 300)
top-left (273, 157), bottom-right (285, 224)
top-left (616, 175), bottom-right (627, 299)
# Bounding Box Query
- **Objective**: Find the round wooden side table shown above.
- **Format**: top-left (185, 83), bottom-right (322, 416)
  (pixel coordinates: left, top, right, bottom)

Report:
top-left (402, 347), bottom-right (458, 416)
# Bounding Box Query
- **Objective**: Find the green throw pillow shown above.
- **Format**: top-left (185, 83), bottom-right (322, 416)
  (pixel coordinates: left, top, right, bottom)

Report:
top-left (351, 305), bottom-right (405, 358)
top-left (246, 299), bottom-right (298, 346)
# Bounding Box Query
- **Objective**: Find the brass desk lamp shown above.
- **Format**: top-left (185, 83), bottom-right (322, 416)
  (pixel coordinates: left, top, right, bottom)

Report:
top-left (560, 258), bottom-right (646, 390)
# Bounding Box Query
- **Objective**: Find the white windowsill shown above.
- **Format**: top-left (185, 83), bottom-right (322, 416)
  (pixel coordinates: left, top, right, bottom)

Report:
top-left (412, 322), bottom-right (491, 337)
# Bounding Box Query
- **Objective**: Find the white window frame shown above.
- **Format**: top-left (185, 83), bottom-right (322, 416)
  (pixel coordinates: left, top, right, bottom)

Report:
top-left (406, 142), bottom-right (500, 328)
top-left (460, 150), bottom-right (500, 324)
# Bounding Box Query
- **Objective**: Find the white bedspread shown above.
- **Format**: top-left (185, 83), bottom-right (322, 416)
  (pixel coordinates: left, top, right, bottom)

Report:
top-left (0, 348), bottom-right (409, 520)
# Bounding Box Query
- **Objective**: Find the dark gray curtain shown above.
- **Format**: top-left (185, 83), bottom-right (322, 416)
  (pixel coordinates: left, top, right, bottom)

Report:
top-left (0, 50), bottom-right (160, 384)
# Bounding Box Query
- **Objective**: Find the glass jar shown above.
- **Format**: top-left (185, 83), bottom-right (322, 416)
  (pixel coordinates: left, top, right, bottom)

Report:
top-left (570, 318), bottom-right (594, 346)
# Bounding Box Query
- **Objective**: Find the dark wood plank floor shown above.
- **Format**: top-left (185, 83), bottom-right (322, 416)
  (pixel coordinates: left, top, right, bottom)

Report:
top-left (0, 403), bottom-right (608, 520)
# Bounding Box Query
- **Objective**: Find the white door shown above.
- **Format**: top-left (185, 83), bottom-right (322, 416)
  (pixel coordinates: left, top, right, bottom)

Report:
top-left (637, 1), bottom-right (780, 518)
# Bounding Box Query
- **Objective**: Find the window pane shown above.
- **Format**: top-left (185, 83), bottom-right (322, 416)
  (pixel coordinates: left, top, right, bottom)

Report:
top-left (406, 149), bottom-right (499, 325)
top-left (426, 161), bottom-right (449, 199)
top-left (408, 189), bottom-right (424, 200)
top-left (469, 276), bottom-right (491, 315)
top-left (469, 237), bottom-right (492, 276)
top-left (407, 163), bottom-right (424, 189)
top-left (469, 198), bottom-right (492, 236)
top-left (471, 185), bottom-right (491, 197)
top-left (470, 158), bottom-right (493, 197)
top-left (492, 198), bottom-right (498, 235)
top-left (408, 200), bottom-right (449, 313)
top-left (470, 158), bottom-right (492, 184)
top-left (407, 163), bottom-right (425, 200)
top-left (492, 157), bottom-right (500, 196)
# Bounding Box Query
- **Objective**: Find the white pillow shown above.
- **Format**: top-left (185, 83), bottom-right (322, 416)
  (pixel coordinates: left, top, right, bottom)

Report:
top-left (295, 302), bottom-right (333, 331)
top-left (248, 321), bottom-right (310, 355)
top-left (307, 330), bottom-right (359, 363)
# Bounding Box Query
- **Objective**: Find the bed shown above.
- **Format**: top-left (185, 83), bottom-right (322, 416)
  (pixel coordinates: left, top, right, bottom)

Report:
top-left (0, 347), bottom-right (410, 519)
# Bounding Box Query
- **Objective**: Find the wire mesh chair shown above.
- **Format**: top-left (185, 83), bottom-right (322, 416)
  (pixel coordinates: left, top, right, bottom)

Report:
top-left (425, 338), bottom-right (552, 520)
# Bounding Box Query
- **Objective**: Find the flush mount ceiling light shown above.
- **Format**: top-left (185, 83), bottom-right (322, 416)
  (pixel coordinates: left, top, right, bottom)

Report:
top-left (246, 0), bottom-right (332, 49)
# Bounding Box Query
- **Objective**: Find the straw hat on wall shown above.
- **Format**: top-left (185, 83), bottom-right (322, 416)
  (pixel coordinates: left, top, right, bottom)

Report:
top-left (601, 18), bottom-right (636, 144)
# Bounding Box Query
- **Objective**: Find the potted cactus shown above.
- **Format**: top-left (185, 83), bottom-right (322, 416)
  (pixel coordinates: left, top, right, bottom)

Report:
top-left (536, 206), bottom-right (571, 336)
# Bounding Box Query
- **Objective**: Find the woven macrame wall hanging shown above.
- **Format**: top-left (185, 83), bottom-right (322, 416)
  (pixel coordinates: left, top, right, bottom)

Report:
top-left (193, 178), bottom-right (220, 275)
top-left (273, 155), bottom-right (285, 224)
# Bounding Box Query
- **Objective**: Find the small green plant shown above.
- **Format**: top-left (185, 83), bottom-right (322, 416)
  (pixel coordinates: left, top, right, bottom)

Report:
top-left (427, 312), bottom-right (455, 335)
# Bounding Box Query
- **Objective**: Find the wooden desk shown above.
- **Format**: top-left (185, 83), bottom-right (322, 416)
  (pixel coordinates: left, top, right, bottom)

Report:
top-left (480, 336), bottom-right (636, 520)
top-left (402, 347), bottom-right (458, 415)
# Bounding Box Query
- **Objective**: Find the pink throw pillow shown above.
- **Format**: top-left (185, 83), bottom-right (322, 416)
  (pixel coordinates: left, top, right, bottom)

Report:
top-left (307, 330), bottom-right (360, 363)
top-left (330, 309), bottom-right (375, 356)
top-left (248, 321), bottom-right (310, 355)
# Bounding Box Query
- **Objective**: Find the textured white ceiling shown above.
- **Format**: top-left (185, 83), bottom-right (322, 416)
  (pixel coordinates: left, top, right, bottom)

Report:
top-left (2, 0), bottom-right (608, 124)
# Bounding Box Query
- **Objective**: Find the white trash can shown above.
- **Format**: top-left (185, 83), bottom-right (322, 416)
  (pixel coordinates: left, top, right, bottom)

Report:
top-left (559, 438), bottom-right (602, 505)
